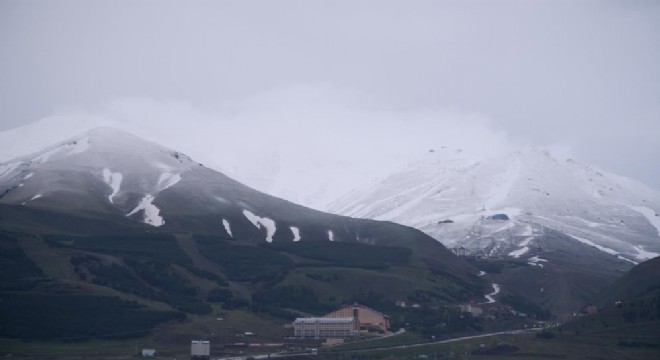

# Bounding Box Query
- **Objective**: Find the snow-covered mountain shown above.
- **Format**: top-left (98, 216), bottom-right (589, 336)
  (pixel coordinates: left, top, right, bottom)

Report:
top-left (328, 146), bottom-right (660, 264)
top-left (0, 116), bottom-right (393, 212)
top-left (0, 127), bottom-right (467, 262)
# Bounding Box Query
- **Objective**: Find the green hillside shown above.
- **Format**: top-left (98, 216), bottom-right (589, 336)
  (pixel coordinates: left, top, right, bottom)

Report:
top-left (596, 255), bottom-right (660, 307)
top-left (0, 203), bottom-right (488, 345)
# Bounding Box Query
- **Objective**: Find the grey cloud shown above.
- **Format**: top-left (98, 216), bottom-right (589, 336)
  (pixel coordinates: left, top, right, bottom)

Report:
top-left (1, 0), bottom-right (658, 188)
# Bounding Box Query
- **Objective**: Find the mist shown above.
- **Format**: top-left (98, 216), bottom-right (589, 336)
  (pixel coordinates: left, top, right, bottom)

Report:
top-left (1, 0), bottom-right (659, 196)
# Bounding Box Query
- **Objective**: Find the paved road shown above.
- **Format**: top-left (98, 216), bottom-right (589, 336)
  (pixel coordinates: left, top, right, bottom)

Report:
top-left (332, 328), bottom-right (539, 353)
top-left (216, 328), bottom-right (541, 360)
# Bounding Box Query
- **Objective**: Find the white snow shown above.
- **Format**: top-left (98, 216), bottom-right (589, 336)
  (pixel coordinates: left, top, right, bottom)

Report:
top-left (483, 283), bottom-right (500, 304)
top-left (508, 236), bottom-right (534, 258)
top-left (259, 219), bottom-right (276, 243)
top-left (326, 145), bottom-right (660, 270)
top-left (0, 115), bottom-right (115, 162)
top-left (102, 168), bottom-right (123, 203)
top-left (328, 229), bottom-right (335, 241)
top-left (29, 194), bottom-right (42, 201)
top-left (243, 209), bottom-right (261, 227)
top-left (478, 271), bottom-right (486, 277)
top-left (68, 136), bottom-right (90, 155)
top-left (627, 206), bottom-right (660, 238)
top-left (529, 256), bottom-right (548, 263)
top-left (633, 245), bottom-right (660, 261)
top-left (508, 246), bottom-right (529, 258)
top-left (121, 172), bottom-right (181, 227)
top-left (528, 256), bottom-right (548, 268)
top-left (570, 234), bottom-right (620, 256)
top-left (242, 209), bottom-right (277, 242)
top-left (519, 236), bottom-right (534, 247)
top-left (32, 136), bottom-right (90, 164)
top-left (156, 172), bottom-right (182, 192)
top-left (570, 216), bottom-right (601, 228)
top-left (518, 224), bottom-right (533, 236)
top-left (127, 195), bottom-right (164, 227)
top-left (0, 162), bottom-right (20, 179)
top-left (23, 173), bottom-right (34, 180)
top-left (290, 226), bottom-right (301, 242)
top-left (222, 218), bottom-right (233, 238)
top-left (484, 160), bottom-right (521, 210)
top-left (486, 221), bottom-right (515, 236)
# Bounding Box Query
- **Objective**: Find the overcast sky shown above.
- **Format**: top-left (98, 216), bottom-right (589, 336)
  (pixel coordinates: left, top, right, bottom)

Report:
top-left (1, 0), bottom-right (659, 197)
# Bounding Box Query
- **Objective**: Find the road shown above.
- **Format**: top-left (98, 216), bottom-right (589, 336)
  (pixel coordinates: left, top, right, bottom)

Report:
top-left (326, 328), bottom-right (539, 354)
top-left (215, 328), bottom-right (541, 360)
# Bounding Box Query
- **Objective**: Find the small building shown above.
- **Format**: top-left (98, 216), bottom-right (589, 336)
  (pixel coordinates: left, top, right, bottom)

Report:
top-left (489, 214), bottom-right (510, 221)
top-left (324, 304), bottom-right (390, 331)
top-left (293, 317), bottom-right (358, 339)
top-left (141, 349), bottom-right (156, 357)
top-left (191, 340), bottom-right (210, 360)
top-left (460, 304), bottom-right (483, 316)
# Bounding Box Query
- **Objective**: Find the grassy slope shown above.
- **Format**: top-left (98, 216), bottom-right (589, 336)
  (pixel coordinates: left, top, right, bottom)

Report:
top-left (0, 210), bottom-right (488, 354)
top-left (596, 256), bottom-right (660, 307)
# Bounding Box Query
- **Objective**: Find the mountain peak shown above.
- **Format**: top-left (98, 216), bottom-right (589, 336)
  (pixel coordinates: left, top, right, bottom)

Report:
top-left (330, 142), bottom-right (660, 263)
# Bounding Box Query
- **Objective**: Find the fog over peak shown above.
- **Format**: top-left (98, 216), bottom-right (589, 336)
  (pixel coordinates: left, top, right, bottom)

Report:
top-left (1, 0), bottom-right (659, 197)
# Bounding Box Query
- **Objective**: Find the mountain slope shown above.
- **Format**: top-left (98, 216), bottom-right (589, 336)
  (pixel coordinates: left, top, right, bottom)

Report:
top-left (329, 146), bottom-right (660, 263)
top-left (0, 127), bottom-right (491, 341)
top-left (596, 255), bottom-right (660, 307)
top-left (0, 128), bottom-right (452, 252)
top-left (328, 147), bottom-right (660, 315)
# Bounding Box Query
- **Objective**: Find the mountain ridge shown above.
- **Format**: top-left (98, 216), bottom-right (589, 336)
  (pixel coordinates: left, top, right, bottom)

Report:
top-left (328, 146), bottom-right (660, 263)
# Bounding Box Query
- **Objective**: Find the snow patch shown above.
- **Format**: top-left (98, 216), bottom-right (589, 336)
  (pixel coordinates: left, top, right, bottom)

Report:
top-left (508, 246), bottom-right (529, 258)
top-left (102, 168), bottom-right (123, 203)
top-left (529, 256), bottom-right (548, 263)
top-left (484, 160), bottom-right (521, 210)
top-left (528, 256), bottom-right (548, 268)
top-left (509, 236), bottom-right (535, 258)
top-left (242, 209), bottom-right (276, 242)
top-left (328, 230), bottom-right (335, 241)
top-left (478, 271), bottom-right (486, 277)
top-left (222, 218), bottom-right (233, 238)
top-left (156, 172), bottom-right (182, 192)
top-left (627, 205), bottom-right (660, 238)
top-left (570, 234), bottom-right (620, 256)
top-left (127, 195), bottom-right (164, 227)
top-left (68, 136), bottom-right (90, 155)
top-left (483, 283), bottom-right (500, 304)
top-left (23, 173), bottom-right (34, 180)
top-left (633, 245), bottom-right (660, 261)
top-left (29, 194), bottom-right (42, 201)
top-left (518, 224), bottom-right (533, 236)
top-left (519, 236), bottom-right (534, 247)
top-left (32, 136), bottom-right (90, 164)
top-left (290, 226), bottom-right (301, 242)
